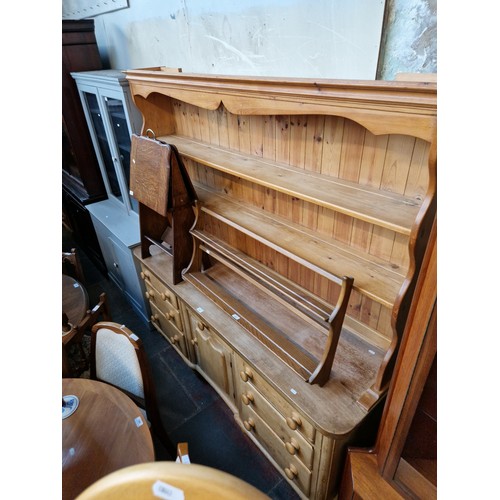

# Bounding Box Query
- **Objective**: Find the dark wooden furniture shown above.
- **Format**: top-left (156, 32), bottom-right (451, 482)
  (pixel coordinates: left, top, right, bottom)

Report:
top-left (130, 136), bottom-right (198, 284)
top-left (62, 274), bottom-right (88, 327)
top-left (339, 216), bottom-right (437, 499)
top-left (62, 20), bottom-right (107, 274)
top-left (62, 378), bottom-right (155, 500)
top-left (127, 70), bottom-right (437, 499)
top-left (62, 247), bottom-right (85, 284)
top-left (62, 274), bottom-right (111, 377)
top-left (90, 321), bottom-right (175, 456)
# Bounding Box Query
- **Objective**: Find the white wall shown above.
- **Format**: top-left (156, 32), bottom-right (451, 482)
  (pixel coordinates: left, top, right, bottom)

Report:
top-left (92, 0), bottom-right (386, 79)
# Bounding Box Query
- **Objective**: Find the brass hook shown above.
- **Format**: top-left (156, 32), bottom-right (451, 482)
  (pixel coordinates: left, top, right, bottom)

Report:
top-left (145, 128), bottom-right (156, 139)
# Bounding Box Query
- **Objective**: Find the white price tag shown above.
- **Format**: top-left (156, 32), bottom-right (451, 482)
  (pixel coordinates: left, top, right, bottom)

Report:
top-left (152, 480), bottom-right (185, 500)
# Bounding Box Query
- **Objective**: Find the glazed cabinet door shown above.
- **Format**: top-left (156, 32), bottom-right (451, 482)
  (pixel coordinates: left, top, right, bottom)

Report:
top-left (72, 71), bottom-right (141, 215)
top-left (186, 308), bottom-right (235, 404)
top-left (98, 88), bottom-right (139, 213)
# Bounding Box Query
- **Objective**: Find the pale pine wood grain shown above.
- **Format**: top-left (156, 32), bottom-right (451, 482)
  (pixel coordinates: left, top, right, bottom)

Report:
top-left (321, 115), bottom-right (344, 178)
top-left (381, 135), bottom-right (416, 195)
top-left (262, 114), bottom-right (276, 160)
top-left (196, 184), bottom-right (405, 308)
top-left (198, 107), bottom-right (211, 144)
top-left (207, 107), bottom-right (220, 145)
top-left (304, 115), bottom-right (325, 173)
top-left (275, 115), bottom-right (291, 164)
top-left (359, 131), bottom-right (389, 189)
top-left (217, 105), bottom-right (230, 149)
top-left (405, 138), bottom-right (430, 200)
top-left (289, 115), bottom-right (308, 169)
top-left (249, 115), bottom-right (264, 157)
top-left (339, 120), bottom-right (366, 183)
top-left (160, 135), bottom-right (421, 235)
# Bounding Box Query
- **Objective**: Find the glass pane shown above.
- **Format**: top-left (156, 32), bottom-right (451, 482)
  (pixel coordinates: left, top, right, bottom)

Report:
top-left (104, 96), bottom-right (138, 212)
top-left (84, 92), bottom-right (122, 202)
top-left (62, 118), bottom-right (80, 180)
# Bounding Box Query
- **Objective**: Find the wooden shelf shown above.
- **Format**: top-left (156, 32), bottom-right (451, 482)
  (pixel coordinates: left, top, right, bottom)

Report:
top-left (135, 246), bottom-right (383, 435)
top-left (195, 183), bottom-right (405, 309)
top-left (158, 134), bottom-right (421, 235)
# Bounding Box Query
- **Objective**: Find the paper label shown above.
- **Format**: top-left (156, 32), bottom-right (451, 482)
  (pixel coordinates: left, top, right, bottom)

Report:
top-left (134, 416), bottom-right (144, 427)
top-left (196, 307), bottom-right (204, 313)
top-left (152, 480), bottom-right (185, 500)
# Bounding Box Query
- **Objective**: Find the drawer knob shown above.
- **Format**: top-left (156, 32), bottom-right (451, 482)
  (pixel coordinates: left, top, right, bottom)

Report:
top-left (172, 335), bottom-right (179, 344)
top-left (241, 392), bottom-right (254, 406)
top-left (284, 464), bottom-right (298, 480)
top-left (286, 412), bottom-right (302, 431)
top-left (197, 321), bottom-right (205, 331)
top-left (191, 338), bottom-right (198, 346)
top-left (146, 290), bottom-right (154, 299)
top-left (243, 418), bottom-right (255, 431)
top-left (167, 311), bottom-right (176, 320)
top-left (161, 291), bottom-right (171, 301)
top-left (239, 367), bottom-right (254, 382)
top-left (285, 438), bottom-right (300, 455)
top-left (151, 314), bottom-right (159, 322)
top-left (140, 271), bottom-right (150, 280)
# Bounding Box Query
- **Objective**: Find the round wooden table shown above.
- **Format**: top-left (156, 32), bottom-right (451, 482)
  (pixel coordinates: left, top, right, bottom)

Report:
top-left (62, 378), bottom-right (155, 500)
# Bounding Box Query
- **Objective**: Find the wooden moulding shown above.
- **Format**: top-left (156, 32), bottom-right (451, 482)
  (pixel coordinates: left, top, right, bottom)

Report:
top-left (125, 70), bottom-right (437, 142)
top-left (183, 228), bottom-right (354, 386)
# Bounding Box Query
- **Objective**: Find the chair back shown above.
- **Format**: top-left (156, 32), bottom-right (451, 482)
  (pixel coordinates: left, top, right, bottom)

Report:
top-left (93, 324), bottom-right (145, 400)
top-left (62, 247), bottom-right (85, 284)
top-left (90, 321), bottom-right (175, 456)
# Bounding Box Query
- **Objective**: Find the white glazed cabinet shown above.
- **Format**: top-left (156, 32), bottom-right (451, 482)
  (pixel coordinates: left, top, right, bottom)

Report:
top-left (71, 69), bottom-right (149, 321)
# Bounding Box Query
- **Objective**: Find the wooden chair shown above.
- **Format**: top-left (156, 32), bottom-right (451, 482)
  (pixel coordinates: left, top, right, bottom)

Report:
top-left (62, 247), bottom-right (85, 284)
top-left (75, 462), bottom-right (270, 499)
top-left (90, 321), bottom-right (175, 457)
top-left (63, 292), bottom-right (111, 377)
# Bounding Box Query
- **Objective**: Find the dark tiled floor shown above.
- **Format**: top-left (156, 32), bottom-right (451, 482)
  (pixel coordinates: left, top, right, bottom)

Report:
top-left (63, 227), bottom-right (300, 499)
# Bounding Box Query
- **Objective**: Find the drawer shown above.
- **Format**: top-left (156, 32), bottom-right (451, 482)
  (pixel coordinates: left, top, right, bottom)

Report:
top-left (150, 301), bottom-right (187, 355)
top-left (236, 358), bottom-right (315, 443)
top-left (140, 266), bottom-right (179, 308)
top-left (241, 404), bottom-right (311, 496)
top-left (143, 281), bottom-right (183, 331)
top-left (239, 383), bottom-right (314, 469)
